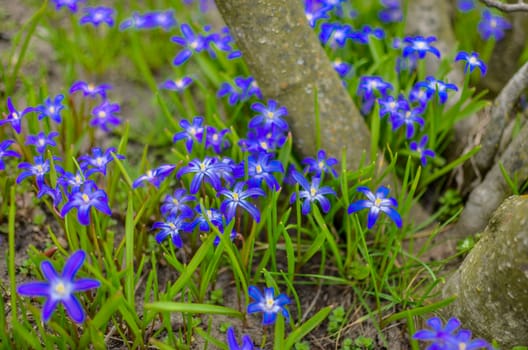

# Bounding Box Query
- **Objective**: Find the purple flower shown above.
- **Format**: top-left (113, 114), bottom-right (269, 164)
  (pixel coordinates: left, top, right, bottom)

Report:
top-left (188, 206), bottom-right (224, 231)
top-left (379, 0), bottom-right (403, 23)
top-left (413, 317), bottom-right (461, 347)
top-left (219, 182), bottom-right (265, 222)
top-left (455, 51), bottom-right (487, 75)
top-left (357, 76), bottom-right (393, 101)
top-left (38, 184), bottom-right (63, 208)
top-left (177, 157), bottom-right (232, 194)
top-left (173, 116), bottom-right (204, 153)
top-left (0, 97), bottom-right (34, 134)
top-left (26, 131), bottom-right (59, 154)
top-left (58, 170), bottom-right (87, 192)
top-left (17, 250), bottom-right (100, 323)
top-left (378, 95), bottom-right (409, 120)
top-left (52, 0), bottom-right (86, 12)
top-left (416, 77), bottom-right (458, 104)
top-left (478, 10), bottom-right (511, 41)
top-left (451, 329), bottom-right (492, 350)
top-left (226, 327), bottom-right (254, 350)
top-left (235, 153), bottom-right (284, 191)
top-left (319, 22), bottom-right (353, 47)
top-left (205, 126), bottom-right (230, 154)
top-left (390, 106), bottom-right (425, 139)
top-left (402, 36), bottom-right (441, 59)
top-left (239, 125), bottom-right (287, 154)
top-left (302, 149), bottom-right (338, 178)
top-left (80, 7), bottom-right (115, 27)
top-left (305, 1), bottom-right (331, 27)
top-left (132, 164), bottom-right (176, 189)
top-left (249, 100), bottom-right (289, 131)
top-left (69, 81), bottom-right (112, 99)
top-left (217, 77), bottom-right (262, 106)
top-left (79, 147), bottom-right (125, 177)
top-left (457, 0), bottom-right (475, 12)
top-left (0, 140), bottom-right (21, 170)
top-left (410, 135), bottom-right (436, 166)
top-left (333, 58), bottom-right (352, 78)
top-left (247, 286), bottom-right (290, 326)
top-left (348, 186), bottom-right (402, 229)
top-left (61, 181), bottom-right (112, 226)
top-left (171, 24), bottom-right (206, 65)
top-left (90, 100), bottom-right (121, 131)
top-left (160, 77), bottom-right (193, 92)
top-left (36, 94), bottom-right (65, 123)
top-left (160, 189), bottom-right (196, 218)
top-left (289, 170), bottom-right (336, 215)
top-left (17, 156), bottom-right (52, 187)
top-left (152, 215), bottom-right (190, 247)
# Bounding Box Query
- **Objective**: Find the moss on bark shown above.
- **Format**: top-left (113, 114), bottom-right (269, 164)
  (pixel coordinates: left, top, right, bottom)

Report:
top-left (442, 195), bottom-right (528, 347)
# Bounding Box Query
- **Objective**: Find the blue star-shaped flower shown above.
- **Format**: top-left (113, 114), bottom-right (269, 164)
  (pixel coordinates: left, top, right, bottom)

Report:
top-left (219, 182), bottom-right (265, 222)
top-left (455, 51), bottom-right (487, 75)
top-left (61, 181), bottom-right (112, 226)
top-left (17, 250), bottom-right (100, 323)
top-left (347, 186), bottom-right (402, 229)
top-left (247, 286), bottom-right (291, 326)
top-left (289, 170), bottom-right (336, 215)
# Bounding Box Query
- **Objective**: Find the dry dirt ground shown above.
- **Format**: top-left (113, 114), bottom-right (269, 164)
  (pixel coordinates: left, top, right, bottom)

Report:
top-left (0, 1), bottom-right (412, 348)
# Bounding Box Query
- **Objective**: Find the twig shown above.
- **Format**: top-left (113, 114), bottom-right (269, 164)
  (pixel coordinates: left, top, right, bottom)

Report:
top-left (479, 0), bottom-right (528, 12)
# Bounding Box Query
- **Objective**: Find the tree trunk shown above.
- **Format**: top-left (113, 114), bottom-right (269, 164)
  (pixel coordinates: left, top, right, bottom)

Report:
top-left (442, 195), bottom-right (528, 348)
top-left (214, 0), bottom-right (372, 168)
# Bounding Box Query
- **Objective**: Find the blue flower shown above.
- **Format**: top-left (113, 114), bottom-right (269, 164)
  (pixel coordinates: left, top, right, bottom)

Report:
top-left (349, 25), bottom-right (385, 45)
top-left (289, 170), bottom-right (336, 215)
top-left (17, 156), bottom-right (53, 188)
top-left (173, 116), bottom-right (204, 153)
top-left (205, 126), bottom-right (230, 154)
top-left (132, 164), bottom-right (176, 189)
top-left (226, 327), bottom-right (254, 350)
top-left (302, 149), bottom-right (338, 178)
top-left (416, 77), bottom-right (458, 104)
top-left (304, 1), bottom-right (331, 27)
top-left (455, 51), bottom-right (487, 75)
top-left (58, 170), bottom-right (87, 192)
top-left (0, 97), bottom-right (34, 134)
top-left (80, 7), bottom-right (115, 27)
top-left (413, 317), bottom-right (461, 348)
top-left (217, 76), bottom-right (262, 106)
top-left (17, 250), bottom-right (100, 323)
top-left (478, 10), bottom-right (511, 41)
top-left (90, 100), bottom-right (121, 131)
top-left (247, 286), bottom-right (291, 326)
top-left (319, 22), bottom-right (353, 47)
top-left (152, 215), bottom-right (190, 248)
top-left (239, 125), bottom-right (288, 154)
top-left (0, 140), bottom-right (21, 170)
top-left (379, 0), bottom-right (403, 23)
top-left (38, 184), bottom-right (63, 208)
top-left (160, 189), bottom-right (196, 218)
top-left (378, 95), bottom-right (409, 120)
top-left (160, 77), bottom-right (193, 92)
top-left (357, 76), bottom-right (393, 101)
top-left (402, 36), bottom-right (441, 59)
top-left (451, 329), bottom-right (492, 350)
top-left (79, 147), bottom-right (125, 177)
top-left (188, 205), bottom-right (224, 232)
top-left (52, 0), bottom-right (86, 13)
top-left (348, 186), bottom-right (402, 229)
top-left (171, 24), bottom-right (206, 65)
top-left (177, 157), bottom-right (232, 194)
top-left (235, 153), bottom-right (284, 191)
top-left (333, 58), bottom-right (352, 79)
top-left (390, 106), bottom-right (425, 139)
top-left (120, 10), bottom-right (177, 31)
top-left (410, 135), bottom-right (436, 166)
top-left (203, 27), bottom-right (241, 60)
top-left (61, 181), bottom-right (112, 226)
top-left (408, 85), bottom-right (432, 107)
top-left (457, 0), bottom-right (475, 12)
top-left (26, 131), bottom-right (59, 154)
top-left (69, 81), bottom-right (112, 99)
top-left (219, 182), bottom-right (265, 222)
top-left (36, 94), bottom-right (65, 123)
top-left (249, 100), bottom-right (289, 131)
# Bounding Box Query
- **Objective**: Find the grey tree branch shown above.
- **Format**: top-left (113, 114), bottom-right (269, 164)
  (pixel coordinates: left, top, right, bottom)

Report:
top-left (479, 0), bottom-right (528, 12)
top-left (442, 195), bottom-right (528, 348)
top-left (214, 0), bottom-right (372, 169)
top-left (471, 61), bottom-right (528, 178)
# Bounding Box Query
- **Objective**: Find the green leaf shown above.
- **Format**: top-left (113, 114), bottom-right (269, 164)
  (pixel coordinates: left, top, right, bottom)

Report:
top-left (285, 306), bottom-right (333, 349)
top-left (145, 302), bottom-right (242, 318)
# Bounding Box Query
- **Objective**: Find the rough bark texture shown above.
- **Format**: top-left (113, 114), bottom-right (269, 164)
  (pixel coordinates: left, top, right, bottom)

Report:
top-left (214, 0), bottom-right (372, 168)
top-left (442, 196), bottom-right (528, 348)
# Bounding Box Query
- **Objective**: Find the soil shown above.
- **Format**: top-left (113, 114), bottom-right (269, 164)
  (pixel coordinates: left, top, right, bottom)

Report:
top-left (0, 1), bottom-right (413, 349)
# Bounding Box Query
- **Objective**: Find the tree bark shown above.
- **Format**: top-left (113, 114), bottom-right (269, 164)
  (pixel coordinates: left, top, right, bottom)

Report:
top-left (442, 195), bottom-right (528, 348)
top-left (214, 0), bottom-right (372, 168)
